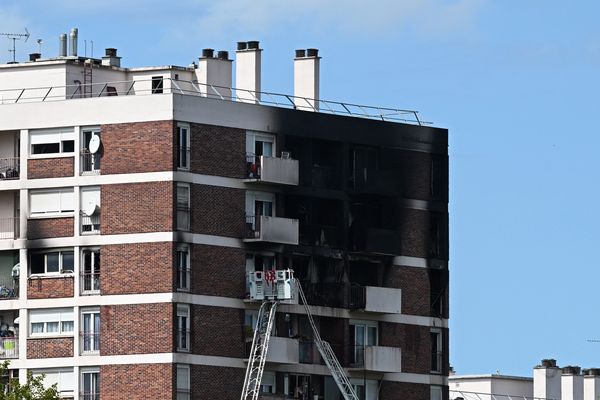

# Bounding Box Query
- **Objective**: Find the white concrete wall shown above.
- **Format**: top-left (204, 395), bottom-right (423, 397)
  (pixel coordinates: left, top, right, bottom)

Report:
top-left (236, 49), bottom-right (261, 103)
top-left (491, 378), bottom-right (533, 398)
top-left (449, 378), bottom-right (493, 400)
top-left (0, 131), bottom-right (17, 158)
top-left (0, 63), bottom-right (67, 103)
top-left (584, 376), bottom-right (600, 400)
top-left (534, 367), bottom-right (562, 400)
top-left (294, 57), bottom-right (320, 111)
top-left (562, 374), bottom-right (584, 400)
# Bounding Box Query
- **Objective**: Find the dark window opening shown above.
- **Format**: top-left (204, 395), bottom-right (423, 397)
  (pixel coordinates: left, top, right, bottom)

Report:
top-left (61, 140), bottom-right (74, 153)
top-left (152, 76), bottom-right (164, 94)
top-left (32, 143), bottom-right (60, 154)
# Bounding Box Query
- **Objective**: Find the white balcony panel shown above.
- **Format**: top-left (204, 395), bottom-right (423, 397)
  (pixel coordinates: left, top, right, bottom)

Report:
top-left (245, 216), bottom-right (299, 245)
top-left (266, 336), bottom-right (299, 364)
top-left (364, 346), bottom-right (402, 373)
top-left (259, 156), bottom-right (299, 186)
top-left (365, 286), bottom-right (402, 314)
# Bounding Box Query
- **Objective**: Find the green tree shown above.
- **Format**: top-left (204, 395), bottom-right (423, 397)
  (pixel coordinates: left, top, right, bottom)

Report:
top-left (0, 361), bottom-right (60, 400)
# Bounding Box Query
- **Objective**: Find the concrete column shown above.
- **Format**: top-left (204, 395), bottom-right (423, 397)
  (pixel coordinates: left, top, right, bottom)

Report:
top-left (562, 366), bottom-right (583, 400)
top-left (235, 41), bottom-right (262, 103)
top-left (195, 48), bottom-right (232, 99)
top-left (294, 48), bottom-right (320, 111)
top-left (534, 359), bottom-right (562, 400)
top-left (584, 369), bottom-right (600, 400)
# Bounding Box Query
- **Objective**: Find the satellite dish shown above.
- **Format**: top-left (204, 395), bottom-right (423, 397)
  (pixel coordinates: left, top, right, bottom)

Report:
top-left (89, 134), bottom-right (101, 154)
top-left (82, 201), bottom-right (99, 217)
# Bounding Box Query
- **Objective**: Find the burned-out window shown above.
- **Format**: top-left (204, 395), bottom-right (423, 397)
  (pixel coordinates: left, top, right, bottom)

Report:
top-left (151, 76), bottom-right (164, 94)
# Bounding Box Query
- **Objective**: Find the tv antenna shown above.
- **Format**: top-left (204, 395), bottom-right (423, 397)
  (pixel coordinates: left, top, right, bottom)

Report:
top-left (0, 28), bottom-right (30, 63)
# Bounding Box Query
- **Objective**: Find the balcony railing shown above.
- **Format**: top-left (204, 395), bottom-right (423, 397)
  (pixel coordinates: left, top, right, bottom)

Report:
top-left (301, 282), bottom-right (348, 308)
top-left (0, 217), bottom-right (19, 240)
top-left (81, 213), bottom-right (100, 235)
top-left (80, 272), bottom-right (100, 295)
top-left (0, 337), bottom-right (18, 359)
top-left (0, 158), bottom-right (19, 180)
top-left (80, 151), bottom-right (101, 175)
top-left (0, 78), bottom-right (427, 125)
top-left (0, 277), bottom-right (18, 300)
top-left (245, 153), bottom-right (299, 185)
top-left (349, 285), bottom-right (366, 310)
top-left (350, 345), bottom-right (402, 373)
top-left (299, 225), bottom-right (343, 248)
top-left (80, 393), bottom-right (100, 400)
top-left (80, 332), bottom-right (100, 354)
top-left (244, 214), bottom-right (299, 245)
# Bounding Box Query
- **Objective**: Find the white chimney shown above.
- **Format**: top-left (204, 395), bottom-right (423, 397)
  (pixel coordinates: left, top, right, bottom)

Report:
top-left (584, 369), bottom-right (600, 400)
top-left (235, 41), bottom-right (261, 103)
top-left (102, 48), bottom-right (121, 67)
top-left (534, 359), bottom-right (562, 400)
top-left (59, 34), bottom-right (67, 57)
top-left (294, 48), bottom-right (320, 111)
top-left (69, 28), bottom-right (78, 57)
top-left (562, 367), bottom-right (583, 400)
top-left (195, 49), bottom-right (232, 99)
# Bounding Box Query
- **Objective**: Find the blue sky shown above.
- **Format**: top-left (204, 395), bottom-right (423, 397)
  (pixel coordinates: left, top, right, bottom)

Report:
top-left (2, 0), bottom-right (599, 376)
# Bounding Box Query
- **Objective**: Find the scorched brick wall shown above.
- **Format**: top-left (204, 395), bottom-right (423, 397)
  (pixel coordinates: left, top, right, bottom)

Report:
top-left (190, 244), bottom-right (245, 298)
top-left (101, 181), bottom-right (174, 234)
top-left (191, 305), bottom-right (244, 358)
top-left (27, 217), bottom-right (74, 239)
top-left (380, 322), bottom-right (431, 374)
top-left (101, 242), bottom-right (174, 295)
top-left (27, 276), bottom-right (74, 299)
top-left (190, 365), bottom-right (244, 400)
top-left (101, 120), bottom-right (175, 174)
top-left (191, 184), bottom-right (244, 237)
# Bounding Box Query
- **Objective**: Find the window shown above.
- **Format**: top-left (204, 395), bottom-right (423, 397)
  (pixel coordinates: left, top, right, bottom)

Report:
top-left (151, 76), bottom-right (164, 94)
top-left (30, 308), bottom-right (74, 336)
top-left (80, 187), bottom-right (101, 234)
top-left (176, 245), bottom-right (190, 291)
top-left (81, 129), bottom-right (101, 174)
top-left (81, 249), bottom-right (100, 294)
top-left (30, 129), bottom-right (75, 156)
top-left (245, 191), bottom-right (275, 237)
top-left (81, 370), bottom-right (100, 400)
top-left (261, 371), bottom-right (275, 394)
top-left (176, 183), bottom-right (190, 231)
top-left (431, 329), bottom-right (442, 373)
top-left (177, 304), bottom-right (190, 351)
top-left (177, 124), bottom-right (190, 170)
top-left (81, 310), bottom-right (100, 354)
top-left (176, 364), bottom-right (190, 400)
top-left (30, 249), bottom-right (74, 275)
top-left (431, 385), bottom-right (443, 400)
top-left (350, 320), bottom-right (378, 366)
top-left (32, 368), bottom-right (74, 398)
top-left (350, 379), bottom-right (378, 400)
top-left (29, 188), bottom-right (74, 216)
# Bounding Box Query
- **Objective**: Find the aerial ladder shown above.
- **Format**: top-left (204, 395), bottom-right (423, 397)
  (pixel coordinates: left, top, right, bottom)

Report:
top-left (241, 269), bottom-right (359, 400)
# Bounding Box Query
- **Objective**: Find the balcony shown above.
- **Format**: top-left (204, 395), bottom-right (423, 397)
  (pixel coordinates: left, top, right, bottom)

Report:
top-left (266, 336), bottom-right (300, 364)
top-left (351, 345), bottom-right (402, 373)
top-left (80, 272), bottom-right (100, 295)
top-left (244, 215), bottom-right (299, 245)
top-left (245, 154), bottom-right (299, 186)
top-left (349, 285), bottom-right (402, 314)
top-left (299, 225), bottom-right (343, 249)
top-left (80, 213), bottom-right (100, 235)
top-left (0, 158), bottom-right (19, 180)
top-left (0, 217), bottom-right (18, 240)
top-left (300, 165), bottom-right (342, 189)
top-left (80, 332), bottom-right (100, 355)
top-left (80, 151), bottom-right (100, 175)
top-left (301, 282), bottom-right (348, 308)
top-left (0, 337), bottom-right (18, 359)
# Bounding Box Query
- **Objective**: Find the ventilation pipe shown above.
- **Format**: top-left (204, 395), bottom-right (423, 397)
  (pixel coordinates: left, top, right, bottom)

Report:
top-left (294, 48), bottom-right (320, 111)
top-left (69, 28), bottom-right (78, 57)
top-left (59, 33), bottom-right (67, 57)
top-left (195, 48), bottom-right (232, 99)
top-left (102, 48), bottom-right (121, 67)
top-left (534, 359), bottom-right (562, 400)
top-left (562, 366), bottom-right (583, 400)
top-left (235, 40), bottom-right (262, 103)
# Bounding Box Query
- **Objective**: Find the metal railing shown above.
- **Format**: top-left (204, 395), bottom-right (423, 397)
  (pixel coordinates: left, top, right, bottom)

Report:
top-left (245, 214), bottom-right (260, 239)
top-left (0, 337), bottom-right (18, 359)
top-left (0, 78), bottom-right (427, 125)
top-left (0, 277), bottom-right (18, 300)
top-left (80, 332), bottom-right (100, 354)
top-left (0, 158), bottom-right (19, 180)
top-left (79, 393), bottom-right (100, 400)
top-left (450, 391), bottom-right (553, 400)
top-left (349, 285), bottom-right (366, 310)
top-left (80, 213), bottom-right (100, 234)
top-left (80, 150), bottom-right (100, 175)
top-left (245, 153), bottom-right (262, 179)
top-left (0, 217), bottom-right (18, 240)
top-left (80, 272), bottom-right (100, 295)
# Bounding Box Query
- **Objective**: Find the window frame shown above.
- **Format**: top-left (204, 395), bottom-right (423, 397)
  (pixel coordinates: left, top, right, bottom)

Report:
top-left (80, 368), bottom-right (100, 400)
top-left (176, 183), bottom-right (191, 231)
top-left (176, 304), bottom-right (190, 352)
top-left (430, 328), bottom-right (443, 373)
top-left (32, 368), bottom-right (74, 398)
top-left (29, 188), bottom-right (75, 217)
top-left (30, 249), bottom-right (75, 276)
top-left (176, 244), bottom-right (190, 292)
top-left (177, 123), bottom-right (190, 170)
top-left (176, 364), bottom-right (190, 400)
top-left (30, 308), bottom-right (74, 337)
top-left (81, 308), bottom-right (100, 354)
top-left (29, 128), bottom-right (76, 158)
top-left (81, 248), bottom-right (101, 294)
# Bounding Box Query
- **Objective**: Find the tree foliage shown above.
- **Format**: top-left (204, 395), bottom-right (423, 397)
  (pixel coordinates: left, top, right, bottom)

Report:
top-left (0, 361), bottom-right (60, 400)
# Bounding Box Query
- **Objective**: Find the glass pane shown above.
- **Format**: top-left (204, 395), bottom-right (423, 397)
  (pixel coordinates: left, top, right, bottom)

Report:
top-left (355, 325), bottom-right (365, 346)
top-left (367, 326), bottom-right (377, 346)
top-left (262, 142), bottom-right (273, 157)
top-left (93, 251), bottom-right (100, 273)
top-left (32, 143), bottom-right (60, 154)
top-left (31, 322), bottom-right (44, 333)
top-left (83, 251), bottom-right (92, 274)
top-left (61, 321), bottom-right (74, 333)
top-left (31, 253), bottom-right (45, 274)
top-left (62, 140), bottom-right (75, 153)
top-left (47, 322), bottom-right (59, 333)
top-left (46, 253), bottom-right (59, 273)
top-left (62, 252), bottom-right (74, 271)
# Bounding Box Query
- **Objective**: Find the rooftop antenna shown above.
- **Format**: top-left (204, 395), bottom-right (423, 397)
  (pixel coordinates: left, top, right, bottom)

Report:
top-left (0, 28), bottom-right (30, 63)
top-left (36, 39), bottom-right (43, 54)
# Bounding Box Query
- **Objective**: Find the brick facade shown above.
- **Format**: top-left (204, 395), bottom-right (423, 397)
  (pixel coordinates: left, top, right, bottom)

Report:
top-left (100, 364), bottom-right (173, 400)
top-left (190, 365), bottom-right (244, 400)
top-left (27, 276), bottom-right (74, 299)
top-left (380, 381), bottom-right (431, 400)
top-left (101, 242), bottom-right (174, 295)
top-left (101, 182), bottom-right (174, 234)
top-left (189, 123), bottom-right (246, 178)
top-left (191, 184), bottom-right (245, 237)
top-left (100, 303), bottom-right (173, 356)
top-left (101, 120), bottom-right (175, 174)
top-left (191, 305), bottom-right (244, 358)
top-left (27, 157), bottom-right (74, 179)
top-left (380, 322), bottom-right (431, 374)
top-left (190, 244), bottom-right (245, 298)
top-left (27, 337), bottom-right (73, 358)
top-left (27, 217), bottom-right (74, 239)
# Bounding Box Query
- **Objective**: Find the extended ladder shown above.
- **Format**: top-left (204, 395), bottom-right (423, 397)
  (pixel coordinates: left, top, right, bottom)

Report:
top-left (297, 283), bottom-right (359, 400)
top-left (240, 300), bottom-right (278, 400)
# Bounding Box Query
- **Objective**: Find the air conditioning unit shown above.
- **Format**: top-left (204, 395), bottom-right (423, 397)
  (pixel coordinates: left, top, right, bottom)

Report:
top-left (281, 151), bottom-right (291, 159)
